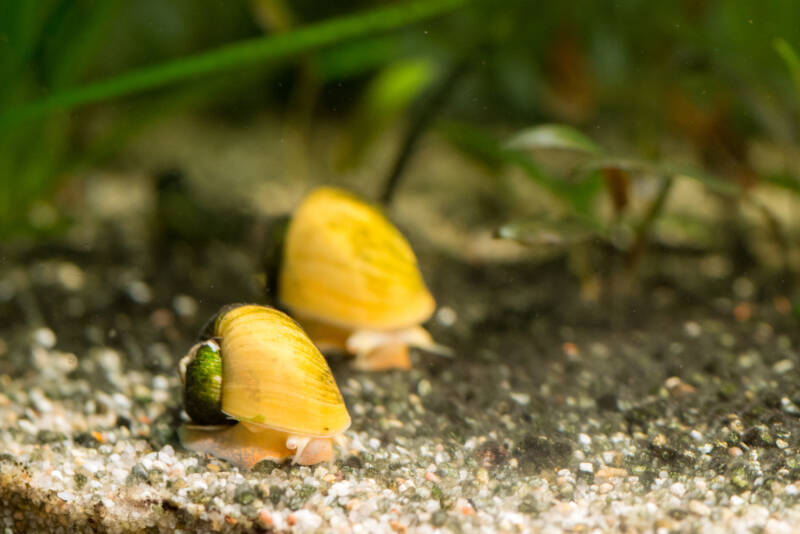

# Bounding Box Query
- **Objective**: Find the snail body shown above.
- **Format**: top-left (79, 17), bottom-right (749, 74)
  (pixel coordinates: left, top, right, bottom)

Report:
top-left (278, 187), bottom-right (447, 370)
top-left (179, 304), bottom-right (350, 468)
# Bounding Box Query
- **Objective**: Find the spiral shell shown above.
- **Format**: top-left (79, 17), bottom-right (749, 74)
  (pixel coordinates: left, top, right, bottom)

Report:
top-left (279, 187), bottom-right (435, 331)
top-left (214, 304), bottom-right (350, 437)
top-left (179, 304), bottom-right (350, 468)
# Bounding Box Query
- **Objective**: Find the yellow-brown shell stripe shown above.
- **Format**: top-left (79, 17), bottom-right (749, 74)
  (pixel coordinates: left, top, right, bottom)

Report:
top-left (298, 220), bottom-right (423, 294)
top-left (307, 188), bottom-right (421, 279)
top-left (215, 305), bottom-right (350, 437)
top-left (216, 305), bottom-right (343, 403)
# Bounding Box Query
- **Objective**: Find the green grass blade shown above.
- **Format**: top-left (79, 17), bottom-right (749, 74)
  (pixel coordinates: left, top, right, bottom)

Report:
top-left (762, 172), bottom-right (800, 193)
top-left (505, 124), bottom-right (603, 156)
top-left (774, 38), bottom-right (800, 97)
top-left (48, 0), bottom-right (121, 88)
top-left (317, 34), bottom-right (404, 81)
top-left (0, 0), bottom-right (59, 103)
top-left (0, 0), bottom-right (469, 128)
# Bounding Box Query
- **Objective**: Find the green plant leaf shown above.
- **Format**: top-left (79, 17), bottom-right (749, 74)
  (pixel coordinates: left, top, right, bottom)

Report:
top-left (774, 37), bottom-right (800, 97)
top-left (762, 173), bottom-right (800, 194)
top-left (46, 0), bottom-right (121, 88)
top-left (496, 215), bottom-right (604, 247)
top-left (0, 0), bottom-right (60, 104)
top-left (439, 120), bottom-right (605, 218)
top-left (505, 124), bottom-right (603, 156)
top-left (0, 0), bottom-right (469, 128)
top-left (317, 35), bottom-right (405, 81)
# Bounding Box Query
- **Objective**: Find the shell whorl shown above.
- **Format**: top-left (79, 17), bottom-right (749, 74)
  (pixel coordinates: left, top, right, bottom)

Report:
top-left (279, 187), bottom-right (435, 331)
top-left (214, 305), bottom-right (350, 437)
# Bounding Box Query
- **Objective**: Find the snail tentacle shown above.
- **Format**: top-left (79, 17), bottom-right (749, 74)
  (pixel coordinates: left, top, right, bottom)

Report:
top-left (286, 435), bottom-right (334, 465)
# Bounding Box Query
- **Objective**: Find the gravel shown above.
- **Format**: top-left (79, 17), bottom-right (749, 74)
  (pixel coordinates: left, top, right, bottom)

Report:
top-left (2, 243), bottom-right (800, 533)
top-left (2, 144), bottom-right (800, 532)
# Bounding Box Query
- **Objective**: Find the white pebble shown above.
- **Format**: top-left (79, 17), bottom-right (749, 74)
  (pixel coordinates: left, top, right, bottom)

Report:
top-left (417, 379), bottom-right (432, 397)
top-left (435, 306), bottom-right (457, 327)
top-left (510, 392), bottom-right (530, 405)
top-left (17, 419), bottom-right (37, 435)
top-left (499, 512), bottom-right (524, 527)
top-left (329, 481), bottom-right (352, 498)
top-left (82, 460), bottom-right (102, 474)
top-left (773, 359), bottom-right (794, 374)
top-left (579, 462), bottom-right (594, 474)
top-left (683, 321), bottom-right (702, 338)
top-left (670, 482), bottom-right (686, 497)
top-left (578, 433), bottom-right (592, 447)
top-left (689, 500), bottom-right (710, 516)
top-left (764, 519), bottom-right (793, 534)
top-left (126, 280), bottom-right (152, 303)
top-left (152, 375), bottom-right (170, 391)
top-left (56, 262), bottom-right (85, 291)
top-left (112, 393), bottom-right (132, 411)
top-left (172, 294), bottom-right (198, 317)
top-left (290, 510), bottom-right (322, 530)
top-left (33, 327), bottom-right (57, 348)
top-left (29, 389), bottom-right (52, 413)
top-left (57, 491), bottom-right (74, 502)
top-left (158, 445), bottom-right (175, 464)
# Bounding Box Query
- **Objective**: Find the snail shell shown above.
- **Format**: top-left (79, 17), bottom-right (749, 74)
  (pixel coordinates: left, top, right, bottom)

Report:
top-left (278, 187), bottom-right (445, 370)
top-left (179, 304), bottom-right (350, 468)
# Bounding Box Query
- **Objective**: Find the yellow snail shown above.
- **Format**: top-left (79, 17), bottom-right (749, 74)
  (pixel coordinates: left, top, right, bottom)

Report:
top-left (178, 304), bottom-right (350, 468)
top-left (275, 187), bottom-right (450, 371)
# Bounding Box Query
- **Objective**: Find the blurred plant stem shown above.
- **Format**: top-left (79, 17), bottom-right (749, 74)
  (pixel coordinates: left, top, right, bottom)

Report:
top-left (624, 176), bottom-right (674, 271)
top-left (775, 38), bottom-right (800, 100)
top-left (380, 57), bottom-right (472, 206)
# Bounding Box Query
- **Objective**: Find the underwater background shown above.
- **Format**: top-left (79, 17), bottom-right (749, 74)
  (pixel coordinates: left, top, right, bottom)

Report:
top-left (2, 1), bottom-right (800, 531)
